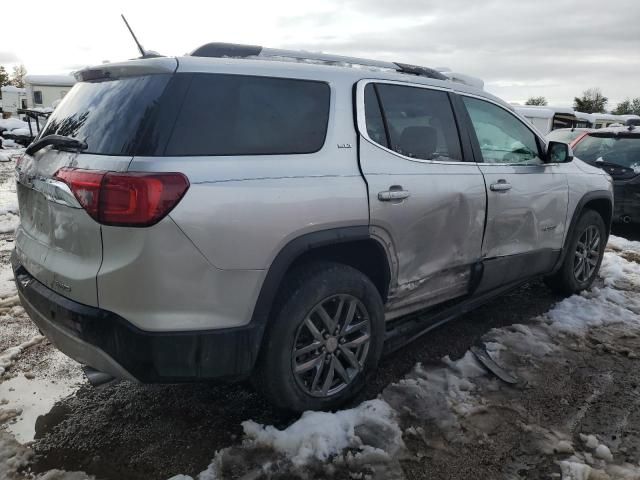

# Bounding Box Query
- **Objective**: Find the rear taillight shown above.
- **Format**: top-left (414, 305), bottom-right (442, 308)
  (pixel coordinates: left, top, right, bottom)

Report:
top-left (54, 168), bottom-right (189, 227)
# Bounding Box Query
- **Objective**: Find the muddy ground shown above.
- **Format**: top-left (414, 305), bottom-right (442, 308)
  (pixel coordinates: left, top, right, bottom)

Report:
top-left (0, 145), bottom-right (638, 480)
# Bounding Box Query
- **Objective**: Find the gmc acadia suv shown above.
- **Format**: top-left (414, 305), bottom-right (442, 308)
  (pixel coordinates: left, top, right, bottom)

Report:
top-left (12, 43), bottom-right (613, 412)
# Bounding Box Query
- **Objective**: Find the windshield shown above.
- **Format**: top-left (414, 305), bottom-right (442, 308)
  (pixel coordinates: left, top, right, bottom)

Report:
top-left (40, 74), bottom-right (171, 155)
top-left (573, 134), bottom-right (640, 171)
top-left (546, 129), bottom-right (585, 144)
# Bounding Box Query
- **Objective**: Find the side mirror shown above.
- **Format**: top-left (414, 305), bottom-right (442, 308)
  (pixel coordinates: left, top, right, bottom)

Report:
top-left (547, 141), bottom-right (574, 163)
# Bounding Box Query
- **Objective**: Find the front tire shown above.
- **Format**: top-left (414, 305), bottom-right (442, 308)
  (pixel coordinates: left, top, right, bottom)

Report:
top-left (545, 209), bottom-right (606, 295)
top-left (253, 262), bottom-right (385, 412)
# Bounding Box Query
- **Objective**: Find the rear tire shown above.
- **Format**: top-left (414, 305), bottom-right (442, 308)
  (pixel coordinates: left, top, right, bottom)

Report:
top-left (545, 209), bottom-right (606, 295)
top-left (253, 262), bottom-right (385, 412)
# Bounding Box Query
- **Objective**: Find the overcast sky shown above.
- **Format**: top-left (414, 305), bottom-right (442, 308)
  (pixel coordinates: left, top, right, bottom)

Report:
top-left (2, 0), bottom-right (638, 107)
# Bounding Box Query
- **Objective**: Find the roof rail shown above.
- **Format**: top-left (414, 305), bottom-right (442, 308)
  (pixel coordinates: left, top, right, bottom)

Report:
top-left (190, 42), bottom-right (449, 81)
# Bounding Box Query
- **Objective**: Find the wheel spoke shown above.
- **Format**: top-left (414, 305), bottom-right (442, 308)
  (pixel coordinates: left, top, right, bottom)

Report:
top-left (333, 297), bottom-right (345, 328)
top-left (321, 357), bottom-right (336, 395)
top-left (295, 341), bottom-right (322, 357)
top-left (295, 352), bottom-right (324, 374)
top-left (344, 320), bottom-right (368, 336)
top-left (304, 317), bottom-right (324, 342)
top-left (310, 354), bottom-right (327, 391)
top-left (332, 356), bottom-right (351, 383)
top-left (343, 333), bottom-right (370, 349)
top-left (574, 257), bottom-right (584, 276)
top-left (316, 305), bottom-right (335, 333)
top-left (339, 345), bottom-right (361, 370)
top-left (339, 299), bottom-right (358, 335)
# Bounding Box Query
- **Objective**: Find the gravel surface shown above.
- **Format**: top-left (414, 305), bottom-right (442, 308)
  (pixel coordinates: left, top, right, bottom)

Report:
top-left (1, 149), bottom-right (639, 480)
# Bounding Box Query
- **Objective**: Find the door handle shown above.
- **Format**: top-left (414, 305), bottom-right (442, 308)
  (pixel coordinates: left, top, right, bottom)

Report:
top-left (378, 188), bottom-right (410, 201)
top-left (490, 180), bottom-right (512, 192)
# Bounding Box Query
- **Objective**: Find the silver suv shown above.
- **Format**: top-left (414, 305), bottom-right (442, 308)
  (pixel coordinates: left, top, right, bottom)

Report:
top-left (12, 43), bottom-right (613, 412)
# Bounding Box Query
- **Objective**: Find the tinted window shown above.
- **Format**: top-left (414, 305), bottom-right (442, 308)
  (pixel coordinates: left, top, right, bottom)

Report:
top-left (372, 84), bottom-right (462, 161)
top-left (166, 74), bottom-right (330, 156)
top-left (40, 75), bottom-right (171, 155)
top-left (463, 97), bottom-right (543, 165)
top-left (364, 84), bottom-right (388, 148)
top-left (573, 134), bottom-right (640, 170)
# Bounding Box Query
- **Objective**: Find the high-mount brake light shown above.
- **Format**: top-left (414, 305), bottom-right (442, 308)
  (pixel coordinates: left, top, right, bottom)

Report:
top-left (54, 168), bottom-right (189, 227)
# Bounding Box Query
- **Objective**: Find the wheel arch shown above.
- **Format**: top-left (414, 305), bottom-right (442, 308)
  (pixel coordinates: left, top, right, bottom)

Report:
top-left (552, 190), bottom-right (613, 273)
top-left (250, 227), bottom-right (392, 329)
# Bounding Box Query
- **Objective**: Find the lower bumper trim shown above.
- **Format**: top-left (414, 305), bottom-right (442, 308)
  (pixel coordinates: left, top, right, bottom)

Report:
top-left (12, 253), bottom-right (263, 382)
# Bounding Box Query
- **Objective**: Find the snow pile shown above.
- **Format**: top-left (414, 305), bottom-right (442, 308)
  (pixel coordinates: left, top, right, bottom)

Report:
top-left (191, 399), bottom-right (405, 479)
top-left (172, 236), bottom-right (640, 480)
top-left (243, 399), bottom-right (401, 466)
top-left (0, 430), bottom-right (33, 480)
top-left (0, 118), bottom-right (28, 133)
top-left (0, 335), bottom-right (45, 376)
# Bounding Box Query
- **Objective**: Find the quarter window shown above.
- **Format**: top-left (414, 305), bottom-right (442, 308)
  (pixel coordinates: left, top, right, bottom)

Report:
top-left (166, 74), bottom-right (330, 156)
top-left (463, 96), bottom-right (543, 165)
top-left (364, 83), bottom-right (462, 162)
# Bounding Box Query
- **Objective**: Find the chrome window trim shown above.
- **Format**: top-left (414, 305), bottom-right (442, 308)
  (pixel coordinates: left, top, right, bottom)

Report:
top-left (355, 79), bottom-right (468, 166)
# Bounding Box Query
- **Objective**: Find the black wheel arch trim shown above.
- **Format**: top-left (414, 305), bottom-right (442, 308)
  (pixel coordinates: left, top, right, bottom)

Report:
top-left (552, 190), bottom-right (613, 273)
top-left (249, 226), bottom-right (390, 328)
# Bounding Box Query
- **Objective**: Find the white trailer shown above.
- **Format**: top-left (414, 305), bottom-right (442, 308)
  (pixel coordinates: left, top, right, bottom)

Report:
top-left (512, 106), bottom-right (585, 135)
top-left (0, 86), bottom-right (27, 117)
top-left (25, 74), bottom-right (76, 109)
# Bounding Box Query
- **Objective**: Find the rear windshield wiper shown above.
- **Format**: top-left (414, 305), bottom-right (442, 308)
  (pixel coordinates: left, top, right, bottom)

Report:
top-left (25, 135), bottom-right (88, 156)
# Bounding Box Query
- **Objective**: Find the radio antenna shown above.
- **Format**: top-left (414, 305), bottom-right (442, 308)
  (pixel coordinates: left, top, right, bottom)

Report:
top-left (121, 14), bottom-right (146, 57)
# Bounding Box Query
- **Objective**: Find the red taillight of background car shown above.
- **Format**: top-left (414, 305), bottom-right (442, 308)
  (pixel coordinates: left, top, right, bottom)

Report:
top-left (54, 168), bottom-right (189, 227)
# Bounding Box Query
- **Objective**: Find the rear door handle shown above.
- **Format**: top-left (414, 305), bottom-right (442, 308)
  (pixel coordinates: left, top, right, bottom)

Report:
top-left (490, 180), bottom-right (512, 192)
top-left (378, 189), bottom-right (410, 201)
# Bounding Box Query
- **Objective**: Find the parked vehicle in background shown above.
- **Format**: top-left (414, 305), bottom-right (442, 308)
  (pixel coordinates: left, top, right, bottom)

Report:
top-left (546, 127), bottom-right (592, 145)
top-left (572, 126), bottom-right (640, 224)
top-left (13, 43), bottom-right (614, 411)
top-left (513, 106), bottom-right (588, 135)
top-left (576, 112), bottom-right (640, 130)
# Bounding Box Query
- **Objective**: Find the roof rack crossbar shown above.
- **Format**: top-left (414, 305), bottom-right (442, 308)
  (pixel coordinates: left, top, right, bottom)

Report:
top-left (189, 43), bottom-right (448, 80)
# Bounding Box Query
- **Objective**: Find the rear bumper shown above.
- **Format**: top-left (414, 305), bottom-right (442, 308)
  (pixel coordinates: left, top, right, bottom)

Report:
top-left (12, 252), bottom-right (264, 382)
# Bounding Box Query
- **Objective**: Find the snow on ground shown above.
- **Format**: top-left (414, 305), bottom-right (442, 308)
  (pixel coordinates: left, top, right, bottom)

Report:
top-left (0, 151), bottom-right (86, 479)
top-left (173, 235), bottom-right (640, 480)
top-left (0, 141), bottom-right (638, 479)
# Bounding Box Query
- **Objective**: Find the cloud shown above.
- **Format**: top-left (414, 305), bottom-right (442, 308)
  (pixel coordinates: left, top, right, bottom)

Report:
top-left (0, 51), bottom-right (19, 64)
top-left (277, 0), bottom-right (640, 105)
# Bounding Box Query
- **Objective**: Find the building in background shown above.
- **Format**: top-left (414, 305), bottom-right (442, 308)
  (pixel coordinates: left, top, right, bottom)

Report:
top-left (24, 75), bottom-right (75, 109)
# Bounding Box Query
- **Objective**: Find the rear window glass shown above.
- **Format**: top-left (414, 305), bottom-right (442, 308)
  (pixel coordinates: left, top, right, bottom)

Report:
top-left (40, 75), bottom-right (171, 155)
top-left (165, 74), bottom-right (330, 156)
top-left (573, 134), bottom-right (640, 170)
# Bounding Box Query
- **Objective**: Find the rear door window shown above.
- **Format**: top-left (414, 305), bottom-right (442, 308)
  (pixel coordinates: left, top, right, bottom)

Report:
top-left (165, 74), bottom-right (330, 156)
top-left (365, 83), bottom-right (462, 162)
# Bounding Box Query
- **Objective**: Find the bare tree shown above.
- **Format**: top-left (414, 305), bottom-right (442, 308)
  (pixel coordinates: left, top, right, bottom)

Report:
top-left (10, 65), bottom-right (27, 88)
top-left (525, 96), bottom-right (548, 106)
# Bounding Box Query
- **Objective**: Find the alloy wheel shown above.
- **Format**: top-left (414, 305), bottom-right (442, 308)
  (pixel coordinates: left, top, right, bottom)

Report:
top-left (573, 225), bottom-right (601, 283)
top-left (292, 294), bottom-right (371, 398)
